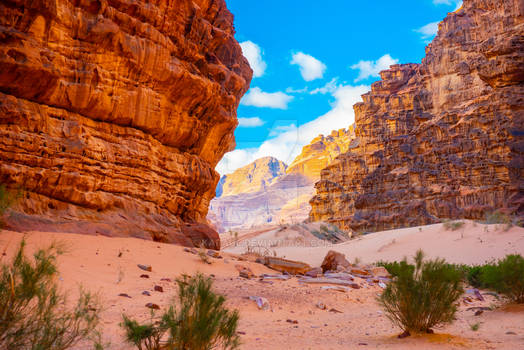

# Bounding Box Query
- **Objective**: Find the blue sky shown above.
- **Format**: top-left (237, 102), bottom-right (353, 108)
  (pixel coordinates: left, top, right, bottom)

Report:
top-left (216, 0), bottom-right (463, 175)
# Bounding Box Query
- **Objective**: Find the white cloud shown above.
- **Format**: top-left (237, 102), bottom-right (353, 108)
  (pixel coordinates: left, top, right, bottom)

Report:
top-left (290, 52), bottom-right (327, 81)
top-left (240, 41), bottom-right (266, 78)
top-left (241, 87), bottom-right (293, 109)
top-left (238, 117), bottom-right (265, 128)
top-left (285, 86), bottom-right (309, 94)
top-left (350, 54), bottom-right (399, 82)
top-left (415, 21), bottom-right (440, 39)
top-left (310, 78), bottom-right (339, 95)
top-left (433, 0), bottom-right (462, 10)
top-left (216, 84), bottom-right (369, 175)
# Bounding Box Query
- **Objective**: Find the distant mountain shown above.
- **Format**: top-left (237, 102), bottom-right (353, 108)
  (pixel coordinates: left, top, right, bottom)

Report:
top-left (216, 157), bottom-right (287, 197)
top-left (208, 128), bottom-right (355, 232)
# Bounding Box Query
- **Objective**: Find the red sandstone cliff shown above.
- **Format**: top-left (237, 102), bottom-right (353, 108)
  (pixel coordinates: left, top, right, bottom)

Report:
top-left (310, 0), bottom-right (523, 231)
top-left (0, 0), bottom-right (252, 248)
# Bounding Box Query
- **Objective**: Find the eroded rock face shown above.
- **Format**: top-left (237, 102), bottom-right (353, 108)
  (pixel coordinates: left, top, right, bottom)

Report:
top-left (310, 0), bottom-right (523, 232)
top-left (0, 0), bottom-right (252, 248)
top-left (286, 127), bottom-right (355, 180)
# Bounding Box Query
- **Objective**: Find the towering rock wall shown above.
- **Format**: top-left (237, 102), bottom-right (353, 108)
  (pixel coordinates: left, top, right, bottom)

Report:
top-left (0, 0), bottom-right (252, 248)
top-left (310, 0), bottom-right (523, 232)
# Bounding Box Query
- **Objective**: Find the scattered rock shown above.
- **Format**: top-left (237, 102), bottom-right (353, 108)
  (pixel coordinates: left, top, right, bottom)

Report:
top-left (329, 308), bottom-right (343, 313)
top-left (316, 301), bottom-right (327, 310)
top-left (298, 277), bottom-right (355, 287)
top-left (505, 331), bottom-right (517, 335)
top-left (261, 274), bottom-right (291, 280)
top-left (140, 274), bottom-right (150, 278)
top-left (207, 250), bottom-right (221, 259)
top-left (398, 330), bottom-right (411, 339)
top-left (467, 307), bottom-right (491, 312)
top-left (286, 319), bottom-right (298, 324)
top-left (238, 266), bottom-right (255, 279)
top-left (263, 257), bottom-right (311, 275)
top-left (321, 251), bottom-right (350, 272)
top-left (378, 282), bottom-right (387, 289)
top-left (145, 303), bottom-right (160, 310)
top-left (160, 278), bottom-right (172, 282)
top-left (237, 331), bottom-right (246, 335)
top-left (142, 291), bottom-right (151, 296)
top-left (321, 286), bottom-right (350, 292)
top-left (474, 310), bottom-right (483, 316)
top-left (371, 266), bottom-right (390, 278)
top-left (324, 272), bottom-right (354, 281)
top-left (305, 267), bottom-right (323, 277)
top-left (249, 296), bottom-right (270, 310)
top-left (348, 282), bottom-right (361, 289)
top-left (154, 285), bottom-right (164, 293)
top-left (349, 267), bottom-right (370, 277)
top-left (137, 264), bottom-right (152, 272)
top-left (118, 293), bottom-right (132, 298)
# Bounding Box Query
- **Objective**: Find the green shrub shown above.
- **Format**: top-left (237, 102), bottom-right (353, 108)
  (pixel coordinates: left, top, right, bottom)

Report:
top-left (121, 273), bottom-right (240, 350)
top-left (378, 250), bottom-right (463, 335)
top-left (0, 240), bottom-right (101, 349)
top-left (481, 254), bottom-right (524, 303)
top-left (442, 220), bottom-right (465, 231)
top-left (0, 184), bottom-right (18, 228)
top-left (121, 313), bottom-right (167, 350)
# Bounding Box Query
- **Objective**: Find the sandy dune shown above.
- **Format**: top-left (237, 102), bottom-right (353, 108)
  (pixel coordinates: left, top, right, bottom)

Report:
top-left (224, 221), bottom-right (524, 266)
top-left (1, 225), bottom-right (523, 349)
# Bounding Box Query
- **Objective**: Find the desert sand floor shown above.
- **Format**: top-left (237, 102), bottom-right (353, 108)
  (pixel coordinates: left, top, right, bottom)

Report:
top-left (224, 221), bottom-right (524, 266)
top-left (1, 225), bottom-right (523, 350)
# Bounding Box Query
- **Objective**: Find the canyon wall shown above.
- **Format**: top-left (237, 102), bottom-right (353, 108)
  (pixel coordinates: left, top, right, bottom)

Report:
top-left (0, 0), bottom-right (252, 248)
top-left (310, 0), bottom-right (523, 232)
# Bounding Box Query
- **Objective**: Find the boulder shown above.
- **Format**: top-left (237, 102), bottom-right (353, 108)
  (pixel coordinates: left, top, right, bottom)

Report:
top-left (321, 251), bottom-right (350, 272)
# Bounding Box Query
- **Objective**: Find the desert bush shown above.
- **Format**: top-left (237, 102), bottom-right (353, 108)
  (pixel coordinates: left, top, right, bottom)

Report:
top-left (121, 273), bottom-right (240, 350)
top-left (480, 254), bottom-right (524, 303)
top-left (0, 184), bottom-right (18, 228)
top-left (0, 240), bottom-right (101, 350)
top-left (121, 313), bottom-right (167, 350)
top-left (378, 250), bottom-right (463, 335)
top-left (442, 220), bottom-right (465, 231)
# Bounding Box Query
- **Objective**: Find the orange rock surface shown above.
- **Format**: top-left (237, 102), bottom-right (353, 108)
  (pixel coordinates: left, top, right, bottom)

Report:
top-left (310, 0), bottom-right (523, 232)
top-left (286, 127), bottom-right (355, 180)
top-left (0, 0), bottom-right (252, 248)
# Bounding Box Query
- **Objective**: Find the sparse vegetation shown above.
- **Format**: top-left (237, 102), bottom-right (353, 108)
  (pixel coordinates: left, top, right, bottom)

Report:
top-left (310, 224), bottom-right (349, 243)
top-left (198, 247), bottom-right (211, 264)
top-left (121, 312), bottom-right (167, 350)
top-left (121, 273), bottom-right (240, 350)
top-left (0, 240), bottom-right (101, 350)
top-left (482, 210), bottom-right (519, 231)
top-left (470, 323), bottom-right (480, 331)
top-left (480, 254), bottom-right (524, 303)
top-left (442, 220), bottom-right (465, 231)
top-left (378, 250), bottom-right (463, 335)
top-left (0, 184), bottom-right (18, 228)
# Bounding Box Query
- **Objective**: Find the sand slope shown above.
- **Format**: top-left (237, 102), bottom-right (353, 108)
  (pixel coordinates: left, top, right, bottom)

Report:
top-left (1, 226), bottom-right (523, 349)
top-left (225, 221), bottom-right (524, 266)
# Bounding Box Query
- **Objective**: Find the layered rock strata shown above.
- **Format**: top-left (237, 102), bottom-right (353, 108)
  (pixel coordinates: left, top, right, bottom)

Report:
top-left (0, 0), bottom-right (252, 248)
top-left (310, 0), bottom-right (523, 231)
